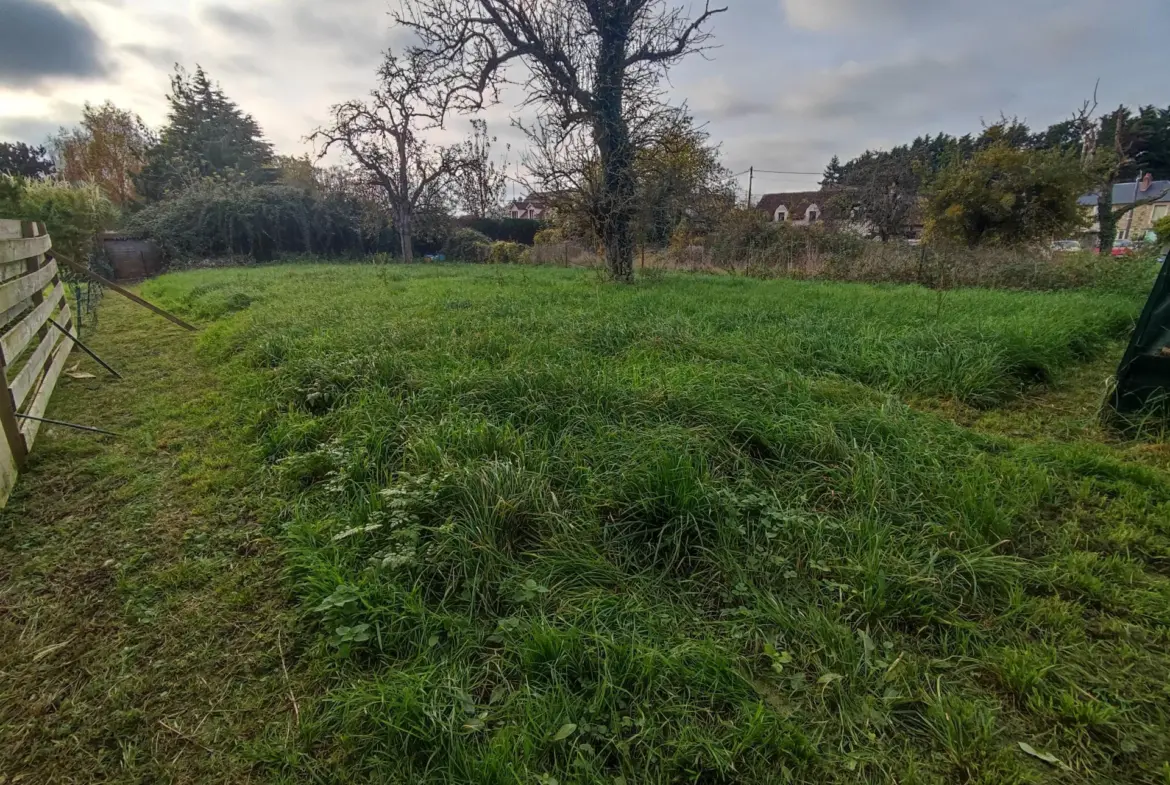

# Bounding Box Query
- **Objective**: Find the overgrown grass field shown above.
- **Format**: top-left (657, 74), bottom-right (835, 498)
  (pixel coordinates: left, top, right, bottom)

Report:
top-left (38, 264), bottom-right (1170, 783)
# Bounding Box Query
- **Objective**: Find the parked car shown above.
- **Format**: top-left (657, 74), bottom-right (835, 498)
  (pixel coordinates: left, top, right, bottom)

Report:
top-left (1051, 240), bottom-right (1081, 253)
top-left (1112, 239), bottom-right (1136, 257)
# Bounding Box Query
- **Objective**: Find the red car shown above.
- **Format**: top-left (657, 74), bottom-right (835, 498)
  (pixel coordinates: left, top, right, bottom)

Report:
top-left (1112, 240), bottom-right (1136, 257)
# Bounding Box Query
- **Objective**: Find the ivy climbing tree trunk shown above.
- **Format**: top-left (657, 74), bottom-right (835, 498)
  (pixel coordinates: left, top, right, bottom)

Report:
top-left (398, 0), bottom-right (726, 283)
top-left (594, 25), bottom-right (636, 282)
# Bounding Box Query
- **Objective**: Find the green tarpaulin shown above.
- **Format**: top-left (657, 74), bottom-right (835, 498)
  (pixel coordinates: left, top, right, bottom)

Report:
top-left (1112, 249), bottom-right (1170, 414)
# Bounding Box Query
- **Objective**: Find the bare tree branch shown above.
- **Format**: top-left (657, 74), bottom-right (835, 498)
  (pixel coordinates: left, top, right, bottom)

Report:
top-left (309, 49), bottom-right (479, 262)
top-left (397, 0), bottom-right (726, 280)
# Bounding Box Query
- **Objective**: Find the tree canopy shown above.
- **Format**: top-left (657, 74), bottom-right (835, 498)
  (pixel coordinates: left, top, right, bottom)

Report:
top-left (924, 143), bottom-right (1091, 247)
top-left (53, 102), bottom-right (155, 207)
top-left (0, 142), bottom-right (55, 179)
top-left (829, 105), bottom-right (1170, 186)
top-left (137, 66), bottom-right (274, 200)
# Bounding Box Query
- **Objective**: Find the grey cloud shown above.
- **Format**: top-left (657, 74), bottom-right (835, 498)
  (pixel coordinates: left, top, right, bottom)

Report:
top-left (203, 5), bottom-right (274, 38)
top-left (222, 53), bottom-right (264, 76)
top-left (0, 102), bottom-right (84, 145)
top-left (288, 2), bottom-right (414, 68)
top-left (781, 0), bottom-right (963, 30)
top-left (699, 92), bottom-right (775, 121)
top-left (122, 43), bottom-right (183, 69)
top-left (0, 117), bottom-right (60, 145)
top-left (728, 134), bottom-right (842, 175)
top-left (0, 0), bottom-right (109, 87)
top-left (795, 56), bottom-right (1009, 122)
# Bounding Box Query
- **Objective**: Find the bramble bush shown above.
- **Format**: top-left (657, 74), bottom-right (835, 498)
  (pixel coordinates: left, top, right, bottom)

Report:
top-left (486, 240), bottom-right (526, 264)
top-left (669, 207), bottom-right (1157, 294)
top-left (125, 181), bottom-right (382, 260)
top-left (444, 227), bottom-right (491, 262)
top-left (0, 175), bottom-right (118, 264)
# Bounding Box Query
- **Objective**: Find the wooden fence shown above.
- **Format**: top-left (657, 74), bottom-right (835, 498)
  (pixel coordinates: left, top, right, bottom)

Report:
top-left (0, 220), bottom-right (75, 506)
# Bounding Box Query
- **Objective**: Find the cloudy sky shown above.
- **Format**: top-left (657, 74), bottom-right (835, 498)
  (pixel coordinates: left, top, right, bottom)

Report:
top-left (2, 0), bottom-right (1168, 198)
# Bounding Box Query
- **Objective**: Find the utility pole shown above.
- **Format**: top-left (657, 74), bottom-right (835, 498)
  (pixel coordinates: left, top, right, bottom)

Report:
top-left (747, 166), bottom-right (754, 209)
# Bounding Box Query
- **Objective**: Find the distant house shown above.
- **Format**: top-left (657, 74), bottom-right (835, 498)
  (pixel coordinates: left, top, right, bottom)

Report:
top-left (755, 191), bottom-right (837, 226)
top-left (1078, 174), bottom-right (1170, 241)
top-left (754, 189), bottom-right (924, 239)
top-left (508, 193), bottom-right (559, 220)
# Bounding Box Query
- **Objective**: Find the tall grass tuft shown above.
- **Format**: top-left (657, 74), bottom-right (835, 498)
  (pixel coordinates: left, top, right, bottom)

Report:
top-left (143, 263), bottom-right (1170, 784)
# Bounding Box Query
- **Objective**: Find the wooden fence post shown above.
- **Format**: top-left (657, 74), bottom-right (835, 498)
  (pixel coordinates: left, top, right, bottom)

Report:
top-left (0, 219), bottom-right (76, 504)
top-left (0, 349), bottom-right (29, 470)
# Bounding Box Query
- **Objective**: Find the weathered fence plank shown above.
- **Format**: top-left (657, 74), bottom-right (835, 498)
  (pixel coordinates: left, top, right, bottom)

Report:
top-left (0, 220), bottom-right (23, 241)
top-left (10, 312), bottom-right (66, 409)
top-left (0, 223), bottom-right (76, 506)
top-left (0, 431), bottom-right (14, 508)
top-left (0, 260), bottom-right (57, 313)
top-left (0, 281), bottom-right (65, 364)
top-left (1, 261), bottom-right (25, 283)
top-left (19, 313), bottom-right (74, 450)
top-left (0, 234), bottom-right (51, 265)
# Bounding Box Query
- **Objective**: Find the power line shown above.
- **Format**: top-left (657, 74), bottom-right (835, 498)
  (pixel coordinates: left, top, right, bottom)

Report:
top-left (729, 169), bottom-right (823, 178)
top-left (752, 169), bottom-right (824, 176)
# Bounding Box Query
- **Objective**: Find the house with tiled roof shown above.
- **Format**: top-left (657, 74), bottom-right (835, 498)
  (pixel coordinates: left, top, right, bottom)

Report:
top-left (1078, 174), bottom-right (1170, 241)
top-left (755, 190), bottom-right (838, 226)
top-left (755, 188), bottom-right (925, 238)
top-left (508, 192), bottom-right (563, 220)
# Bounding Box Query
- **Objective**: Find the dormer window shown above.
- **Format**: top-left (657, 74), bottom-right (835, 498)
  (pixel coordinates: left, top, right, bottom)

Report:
top-left (806, 205), bottom-right (820, 223)
top-left (774, 205), bottom-right (789, 222)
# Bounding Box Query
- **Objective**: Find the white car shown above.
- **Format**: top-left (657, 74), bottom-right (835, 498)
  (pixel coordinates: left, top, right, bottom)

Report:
top-left (1050, 240), bottom-right (1081, 253)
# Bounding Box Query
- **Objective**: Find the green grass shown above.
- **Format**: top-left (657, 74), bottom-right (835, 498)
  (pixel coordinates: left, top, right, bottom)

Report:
top-left (4, 262), bottom-right (1169, 784)
top-left (0, 295), bottom-right (297, 782)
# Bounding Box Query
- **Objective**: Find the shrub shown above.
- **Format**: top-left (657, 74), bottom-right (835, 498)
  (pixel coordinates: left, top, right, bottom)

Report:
top-left (533, 226), bottom-right (566, 245)
top-left (702, 210), bottom-right (865, 274)
top-left (486, 241), bottom-right (525, 265)
top-left (125, 180), bottom-right (380, 260)
top-left (1154, 216), bottom-right (1170, 245)
top-left (924, 143), bottom-right (1090, 247)
top-left (684, 208), bottom-right (1151, 293)
top-left (443, 228), bottom-right (491, 262)
top-left (456, 217), bottom-right (543, 245)
top-left (0, 175), bottom-right (118, 264)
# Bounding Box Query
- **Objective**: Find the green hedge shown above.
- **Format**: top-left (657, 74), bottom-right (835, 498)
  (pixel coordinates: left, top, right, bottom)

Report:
top-left (456, 216), bottom-right (544, 245)
top-left (125, 181), bottom-right (405, 261)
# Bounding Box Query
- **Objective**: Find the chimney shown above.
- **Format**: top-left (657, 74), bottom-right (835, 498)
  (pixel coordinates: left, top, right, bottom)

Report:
top-left (1140, 172), bottom-right (1154, 193)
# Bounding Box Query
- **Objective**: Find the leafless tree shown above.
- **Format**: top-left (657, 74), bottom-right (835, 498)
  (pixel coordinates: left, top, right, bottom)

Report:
top-left (310, 49), bottom-right (475, 263)
top-left (455, 119), bottom-right (509, 218)
top-left (396, 0), bottom-right (727, 281)
top-left (1074, 88), bottom-right (1170, 253)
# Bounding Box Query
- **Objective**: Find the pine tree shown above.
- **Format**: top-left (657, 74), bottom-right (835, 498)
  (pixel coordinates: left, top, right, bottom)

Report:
top-left (821, 155), bottom-right (844, 188)
top-left (138, 66), bottom-right (274, 200)
top-left (0, 142), bottom-right (55, 179)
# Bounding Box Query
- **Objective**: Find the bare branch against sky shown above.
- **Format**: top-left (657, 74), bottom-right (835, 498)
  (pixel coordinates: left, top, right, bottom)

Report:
top-left (1, 0), bottom-right (1168, 194)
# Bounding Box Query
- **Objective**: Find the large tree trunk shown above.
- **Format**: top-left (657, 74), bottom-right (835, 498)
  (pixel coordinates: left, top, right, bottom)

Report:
top-left (399, 208), bottom-right (414, 264)
top-left (396, 136), bottom-right (414, 264)
top-left (593, 16), bottom-right (635, 283)
top-left (1097, 186), bottom-right (1116, 255)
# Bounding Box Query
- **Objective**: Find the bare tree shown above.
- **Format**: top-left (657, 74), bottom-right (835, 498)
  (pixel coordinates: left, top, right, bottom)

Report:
top-left (1074, 90), bottom-right (1170, 253)
top-left (397, 0), bottom-right (726, 281)
top-left (310, 49), bottom-right (474, 263)
top-left (455, 119), bottom-right (509, 218)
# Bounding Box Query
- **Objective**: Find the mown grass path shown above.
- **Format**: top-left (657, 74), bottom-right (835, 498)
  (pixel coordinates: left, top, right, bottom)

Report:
top-left (0, 295), bottom-right (296, 784)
